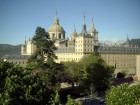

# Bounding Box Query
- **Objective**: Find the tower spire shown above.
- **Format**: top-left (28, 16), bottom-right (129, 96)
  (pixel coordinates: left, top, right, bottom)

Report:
top-left (54, 11), bottom-right (59, 25)
top-left (127, 34), bottom-right (129, 41)
top-left (74, 24), bottom-right (76, 32)
top-left (92, 18), bottom-right (94, 27)
top-left (81, 12), bottom-right (87, 35)
top-left (25, 35), bottom-right (26, 43)
top-left (125, 34), bottom-right (130, 47)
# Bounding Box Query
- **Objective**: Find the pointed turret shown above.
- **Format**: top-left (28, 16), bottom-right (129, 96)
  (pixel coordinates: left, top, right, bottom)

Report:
top-left (71, 24), bottom-right (77, 37)
top-left (81, 14), bottom-right (87, 36)
top-left (125, 34), bottom-right (130, 47)
top-left (89, 19), bottom-right (95, 33)
top-left (24, 35), bottom-right (27, 44)
top-left (69, 24), bottom-right (77, 42)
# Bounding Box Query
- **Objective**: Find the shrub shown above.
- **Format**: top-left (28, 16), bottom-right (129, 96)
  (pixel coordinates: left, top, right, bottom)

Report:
top-left (66, 95), bottom-right (82, 105)
top-left (116, 71), bottom-right (126, 78)
top-left (106, 84), bottom-right (140, 105)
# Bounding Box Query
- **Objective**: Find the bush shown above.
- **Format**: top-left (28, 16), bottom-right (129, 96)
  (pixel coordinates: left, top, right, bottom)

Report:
top-left (117, 71), bottom-right (126, 78)
top-left (66, 95), bottom-right (82, 105)
top-left (106, 84), bottom-right (140, 105)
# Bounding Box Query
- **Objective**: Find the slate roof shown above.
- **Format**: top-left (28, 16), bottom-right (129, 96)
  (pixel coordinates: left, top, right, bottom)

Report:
top-left (54, 47), bottom-right (75, 53)
top-left (97, 46), bottom-right (140, 54)
top-left (2, 55), bottom-right (30, 60)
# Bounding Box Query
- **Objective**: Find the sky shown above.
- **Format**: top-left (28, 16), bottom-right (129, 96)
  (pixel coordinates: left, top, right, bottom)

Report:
top-left (0, 0), bottom-right (140, 45)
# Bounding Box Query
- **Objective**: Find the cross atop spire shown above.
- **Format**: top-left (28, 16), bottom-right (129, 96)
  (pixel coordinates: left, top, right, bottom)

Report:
top-left (56, 10), bottom-right (57, 17)
top-left (83, 12), bottom-right (86, 25)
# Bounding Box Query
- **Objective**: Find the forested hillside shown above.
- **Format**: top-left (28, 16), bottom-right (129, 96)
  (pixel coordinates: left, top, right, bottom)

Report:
top-left (0, 44), bottom-right (21, 58)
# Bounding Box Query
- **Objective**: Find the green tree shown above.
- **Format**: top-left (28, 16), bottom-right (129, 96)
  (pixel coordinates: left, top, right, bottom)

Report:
top-left (29, 26), bottom-right (57, 64)
top-left (39, 62), bottom-right (64, 91)
top-left (63, 61), bottom-right (84, 88)
top-left (28, 26), bottom-right (64, 91)
top-left (106, 84), bottom-right (140, 105)
top-left (80, 52), bottom-right (114, 93)
top-left (0, 62), bottom-right (50, 105)
top-left (0, 60), bottom-right (14, 93)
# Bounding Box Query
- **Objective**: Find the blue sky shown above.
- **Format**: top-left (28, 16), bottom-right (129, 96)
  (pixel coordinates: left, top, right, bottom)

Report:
top-left (0, 0), bottom-right (140, 45)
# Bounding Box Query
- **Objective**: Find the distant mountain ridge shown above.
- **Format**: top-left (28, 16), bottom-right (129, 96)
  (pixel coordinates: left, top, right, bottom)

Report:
top-left (0, 44), bottom-right (21, 58)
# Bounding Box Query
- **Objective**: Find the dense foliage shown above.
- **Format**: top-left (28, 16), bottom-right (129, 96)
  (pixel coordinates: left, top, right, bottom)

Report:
top-left (0, 61), bottom-right (50, 105)
top-left (66, 95), bottom-right (82, 105)
top-left (62, 52), bottom-right (114, 96)
top-left (0, 60), bottom-right (14, 93)
top-left (106, 84), bottom-right (140, 105)
top-left (63, 61), bottom-right (84, 88)
top-left (79, 53), bottom-right (115, 93)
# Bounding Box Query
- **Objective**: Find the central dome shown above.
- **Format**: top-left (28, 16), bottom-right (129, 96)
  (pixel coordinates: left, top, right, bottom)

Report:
top-left (48, 15), bottom-right (65, 40)
top-left (48, 16), bottom-right (65, 33)
top-left (49, 24), bottom-right (65, 32)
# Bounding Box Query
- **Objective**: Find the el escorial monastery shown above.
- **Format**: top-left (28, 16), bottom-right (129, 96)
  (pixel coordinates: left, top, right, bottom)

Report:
top-left (3, 13), bottom-right (140, 80)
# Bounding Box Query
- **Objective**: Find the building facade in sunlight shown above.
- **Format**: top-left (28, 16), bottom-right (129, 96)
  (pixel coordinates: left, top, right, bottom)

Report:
top-left (5, 14), bottom-right (140, 76)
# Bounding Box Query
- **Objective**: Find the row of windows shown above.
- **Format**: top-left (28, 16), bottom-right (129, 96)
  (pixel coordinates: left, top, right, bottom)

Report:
top-left (75, 49), bottom-right (93, 52)
top-left (58, 57), bottom-right (80, 61)
top-left (102, 54), bottom-right (135, 58)
top-left (102, 57), bottom-right (135, 60)
top-left (9, 61), bottom-right (27, 65)
top-left (75, 45), bottom-right (93, 47)
top-left (76, 40), bottom-right (93, 43)
top-left (101, 48), bottom-right (140, 52)
top-left (56, 53), bottom-right (83, 56)
top-left (52, 33), bottom-right (63, 39)
top-left (103, 53), bottom-right (135, 56)
top-left (106, 61), bottom-right (135, 68)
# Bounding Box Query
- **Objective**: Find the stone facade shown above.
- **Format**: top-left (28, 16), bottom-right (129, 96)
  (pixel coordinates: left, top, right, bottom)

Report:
top-left (136, 55), bottom-right (140, 80)
top-left (21, 39), bottom-right (36, 55)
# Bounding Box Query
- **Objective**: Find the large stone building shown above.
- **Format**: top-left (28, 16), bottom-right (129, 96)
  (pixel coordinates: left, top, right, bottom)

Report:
top-left (136, 55), bottom-right (140, 80)
top-left (3, 13), bottom-right (140, 76)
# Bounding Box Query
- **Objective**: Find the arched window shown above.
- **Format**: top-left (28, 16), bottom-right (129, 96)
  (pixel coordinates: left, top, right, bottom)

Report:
top-left (59, 34), bottom-right (61, 38)
top-left (52, 33), bottom-right (55, 38)
top-left (66, 42), bottom-right (68, 47)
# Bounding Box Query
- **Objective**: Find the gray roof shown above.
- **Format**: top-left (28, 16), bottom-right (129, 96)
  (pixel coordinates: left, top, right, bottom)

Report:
top-left (54, 47), bottom-right (75, 53)
top-left (97, 46), bottom-right (140, 54)
top-left (2, 55), bottom-right (30, 60)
